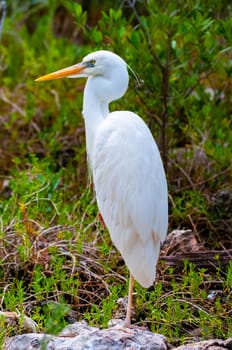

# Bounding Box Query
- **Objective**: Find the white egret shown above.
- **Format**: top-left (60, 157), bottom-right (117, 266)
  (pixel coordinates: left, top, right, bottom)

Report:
top-left (36, 50), bottom-right (168, 326)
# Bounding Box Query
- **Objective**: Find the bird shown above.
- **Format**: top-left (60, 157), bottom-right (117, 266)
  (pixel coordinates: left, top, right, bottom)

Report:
top-left (35, 50), bottom-right (168, 327)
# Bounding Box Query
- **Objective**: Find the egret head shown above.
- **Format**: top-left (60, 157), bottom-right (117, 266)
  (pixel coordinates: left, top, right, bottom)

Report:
top-left (35, 50), bottom-right (129, 103)
top-left (35, 50), bottom-right (127, 80)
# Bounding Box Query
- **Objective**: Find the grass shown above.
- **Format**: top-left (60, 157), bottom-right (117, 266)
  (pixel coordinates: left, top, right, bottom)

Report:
top-left (0, 0), bottom-right (232, 347)
top-left (0, 158), bottom-right (231, 344)
top-left (1, 205), bottom-right (231, 344)
top-left (0, 161), bottom-right (231, 344)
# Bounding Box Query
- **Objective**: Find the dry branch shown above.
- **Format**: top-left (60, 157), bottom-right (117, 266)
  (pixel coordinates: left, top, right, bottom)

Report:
top-left (161, 249), bottom-right (232, 270)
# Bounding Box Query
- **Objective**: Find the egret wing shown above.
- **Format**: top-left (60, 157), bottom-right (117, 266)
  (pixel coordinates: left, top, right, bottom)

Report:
top-left (92, 111), bottom-right (168, 287)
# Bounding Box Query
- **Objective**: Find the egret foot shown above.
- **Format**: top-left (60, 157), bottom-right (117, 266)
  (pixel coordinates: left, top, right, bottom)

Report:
top-left (109, 319), bottom-right (147, 334)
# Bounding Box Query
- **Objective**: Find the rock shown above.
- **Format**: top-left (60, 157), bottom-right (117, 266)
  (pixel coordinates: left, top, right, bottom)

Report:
top-left (173, 338), bottom-right (232, 350)
top-left (0, 311), bottom-right (38, 335)
top-left (161, 229), bottom-right (204, 255)
top-left (4, 320), bottom-right (169, 350)
top-left (4, 320), bottom-right (232, 350)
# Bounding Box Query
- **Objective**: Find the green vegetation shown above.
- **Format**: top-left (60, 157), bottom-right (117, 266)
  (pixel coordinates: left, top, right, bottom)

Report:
top-left (0, 0), bottom-right (231, 346)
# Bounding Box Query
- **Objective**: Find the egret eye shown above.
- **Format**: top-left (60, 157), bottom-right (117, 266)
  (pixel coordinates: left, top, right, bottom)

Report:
top-left (86, 59), bottom-right (96, 67)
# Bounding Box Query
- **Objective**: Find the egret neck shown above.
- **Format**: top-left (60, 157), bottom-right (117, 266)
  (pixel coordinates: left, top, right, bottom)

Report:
top-left (82, 77), bottom-right (109, 166)
top-left (82, 57), bottom-right (129, 166)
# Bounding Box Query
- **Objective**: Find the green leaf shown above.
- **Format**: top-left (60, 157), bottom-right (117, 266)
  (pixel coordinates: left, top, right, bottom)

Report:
top-left (92, 28), bottom-right (103, 44)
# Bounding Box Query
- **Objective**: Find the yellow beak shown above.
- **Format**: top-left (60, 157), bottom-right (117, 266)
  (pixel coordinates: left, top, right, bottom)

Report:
top-left (35, 63), bottom-right (85, 82)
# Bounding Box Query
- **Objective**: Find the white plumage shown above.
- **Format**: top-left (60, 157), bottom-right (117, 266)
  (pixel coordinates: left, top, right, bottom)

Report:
top-left (36, 50), bottom-right (168, 326)
top-left (93, 111), bottom-right (168, 287)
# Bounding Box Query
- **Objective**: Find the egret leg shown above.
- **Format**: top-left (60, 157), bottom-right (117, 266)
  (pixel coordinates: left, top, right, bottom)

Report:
top-left (98, 212), bottom-right (106, 229)
top-left (124, 273), bottom-right (134, 326)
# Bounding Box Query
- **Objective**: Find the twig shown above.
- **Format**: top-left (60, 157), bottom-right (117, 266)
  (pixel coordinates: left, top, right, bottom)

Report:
top-left (124, 0), bottom-right (163, 70)
top-left (58, 251), bottom-right (77, 277)
top-left (161, 32), bottom-right (172, 170)
top-left (219, 243), bottom-right (232, 259)
top-left (172, 167), bottom-right (230, 194)
top-left (24, 181), bottom-right (50, 198)
top-left (168, 155), bottom-right (196, 188)
top-left (26, 198), bottom-right (60, 216)
top-left (188, 214), bottom-right (200, 241)
top-left (0, 1), bottom-right (6, 43)
top-left (0, 88), bottom-right (26, 117)
top-left (0, 284), bottom-right (10, 310)
top-left (174, 298), bottom-right (209, 315)
top-left (124, 0), bottom-right (171, 169)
